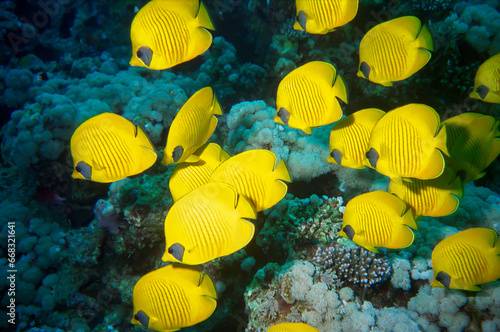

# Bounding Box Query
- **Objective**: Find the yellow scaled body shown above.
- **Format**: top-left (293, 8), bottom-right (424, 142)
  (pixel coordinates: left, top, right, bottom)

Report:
top-left (339, 191), bottom-right (418, 253)
top-left (130, 0), bottom-right (215, 70)
top-left (389, 167), bottom-right (463, 217)
top-left (328, 108), bottom-right (385, 169)
top-left (357, 16), bottom-right (434, 86)
top-left (169, 143), bottom-right (230, 201)
top-left (131, 264), bottom-right (217, 332)
top-left (162, 87), bottom-right (222, 165)
top-left (431, 228), bottom-right (500, 291)
top-left (470, 53), bottom-right (500, 103)
top-left (443, 113), bottom-right (500, 183)
top-left (366, 104), bottom-right (449, 180)
top-left (267, 322), bottom-right (320, 332)
top-left (275, 61), bottom-right (347, 134)
top-left (210, 149), bottom-right (291, 212)
top-left (162, 182), bottom-right (256, 265)
top-left (70, 113), bottom-right (157, 183)
top-left (294, 0), bottom-right (359, 34)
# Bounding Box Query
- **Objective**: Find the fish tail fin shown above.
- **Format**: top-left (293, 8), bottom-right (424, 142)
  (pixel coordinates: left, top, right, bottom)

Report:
top-left (332, 73), bottom-right (348, 104)
top-left (401, 208), bottom-right (418, 230)
top-left (235, 193), bottom-right (257, 220)
top-left (488, 120), bottom-right (500, 165)
top-left (196, 0), bottom-right (215, 30)
top-left (435, 123), bottom-right (450, 157)
top-left (417, 24), bottom-right (434, 52)
top-left (199, 272), bottom-right (217, 299)
top-left (274, 159), bottom-right (292, 183)
top-left (211, 93), bottom-right (223, 115)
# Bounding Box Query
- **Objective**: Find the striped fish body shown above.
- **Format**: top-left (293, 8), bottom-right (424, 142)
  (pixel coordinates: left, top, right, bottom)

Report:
top-left (470, 53), bottom-right (500, 103)
top-left (130, 0), bottom-right (214, 70)
top-left (210, 149), bottom-right (291, 212)
top-left (442, 113), bottom-right (483, 150)
top-left (169, 143), bottom-right (230, 202)
top-left (367, 104), bottom-right (448, 180)
top-left (357, 16), bottom-right (433, 86)
top-left (268, 322), bottom-right (320, 332)
top-left (131, 264), bottom-right (217, 331)
top-left (162, 87), bottom-right (222, 165)
top-left (445, 114), bottom-right (500, 183)
top-left (389, 167), bottom-right (463, 217)
top-left (162, 182), bottom-right (256, 265)
top-left (328, 108), bottom-right (385, 169)
top-left (275, 61), bottom-right (348, 134)
top-left (431, 228), bottom-right (500, 291)
top-left (339, 191), bottom-right (417, 253)
top-left (294, 0), bottom-right (359, 34)
top-left (70, 113), bottom-right (157, 183)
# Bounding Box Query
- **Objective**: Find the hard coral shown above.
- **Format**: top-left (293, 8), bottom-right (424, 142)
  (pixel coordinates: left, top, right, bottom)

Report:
top-left (313, 244), bottom-right (391, 288)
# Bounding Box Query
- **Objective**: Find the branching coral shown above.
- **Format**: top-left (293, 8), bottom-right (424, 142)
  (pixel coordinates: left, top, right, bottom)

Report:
top-left (313, 244), bottom-right (391, 288)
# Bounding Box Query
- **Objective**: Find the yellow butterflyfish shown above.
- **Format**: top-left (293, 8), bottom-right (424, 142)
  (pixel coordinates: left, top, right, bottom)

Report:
top-left (470, 53), bottom-right (500, 104)
top-left (210, 149), bottom-right (291, 212)
top-left (431, 228), bottom-right (500, 291)
top-left (70, 113), bottom-right (157, 183)
top-left (339, 191), bottom-right (418, 253)
top-left (357, 16), bottom-right (434, 86)
top-left (294, 0), bottom-right (359, 34)
top-left (169, 143), bottom-right (230, 201)
top-left (328, 108), bottom-right (385, 169)
top-left (444, 114), bottom-right (500, 183)
top-left (131, 264), bottom-right (217, 331)
top-left (130, 0), bottom-right (215, 70)
top-left (366, 103), bottom-right (449, 180)
top-left (162, 86), bottom-right (222, 165)
top-left (267, 322), bottom-right (320, 332)
top-left (162, 182), bottom-right (256, 265)
top-left (389, 167), bottom-right (463, 217)
top-left (275, 61), bottom-right (347, 134)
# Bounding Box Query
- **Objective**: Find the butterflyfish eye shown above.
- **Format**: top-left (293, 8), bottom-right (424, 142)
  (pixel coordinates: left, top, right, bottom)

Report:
top-left (343, 225), bottom-right (355, 240)
top-left (168, 243), bottom-right (185, 261)
top-left (278, 107), bottom-right (290, 125)
top-left (137, 46), bottom-right (153, 67)
top-left (360, 61), bottom-right (370, 79)
top-left (172, 146), bottom-right (184, 163)
top-left (436, 271), bottom-right (451, 288)
top-left (366, 148), bottom-right (379, 169)
top-left (134, 310), bottom-right (149, 328)
top-left (296, 10), bottom-right (307, 30)
top-left (476, 85), bottom-right (489, 100)
top-left (76, 161), bottom-right (92, 180)
top-left (331, 149), bottom-right (342, 165)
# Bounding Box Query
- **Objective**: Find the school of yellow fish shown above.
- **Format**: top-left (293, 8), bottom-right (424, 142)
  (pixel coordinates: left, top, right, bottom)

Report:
top-left (68, 0), bottom-right (500, 331)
